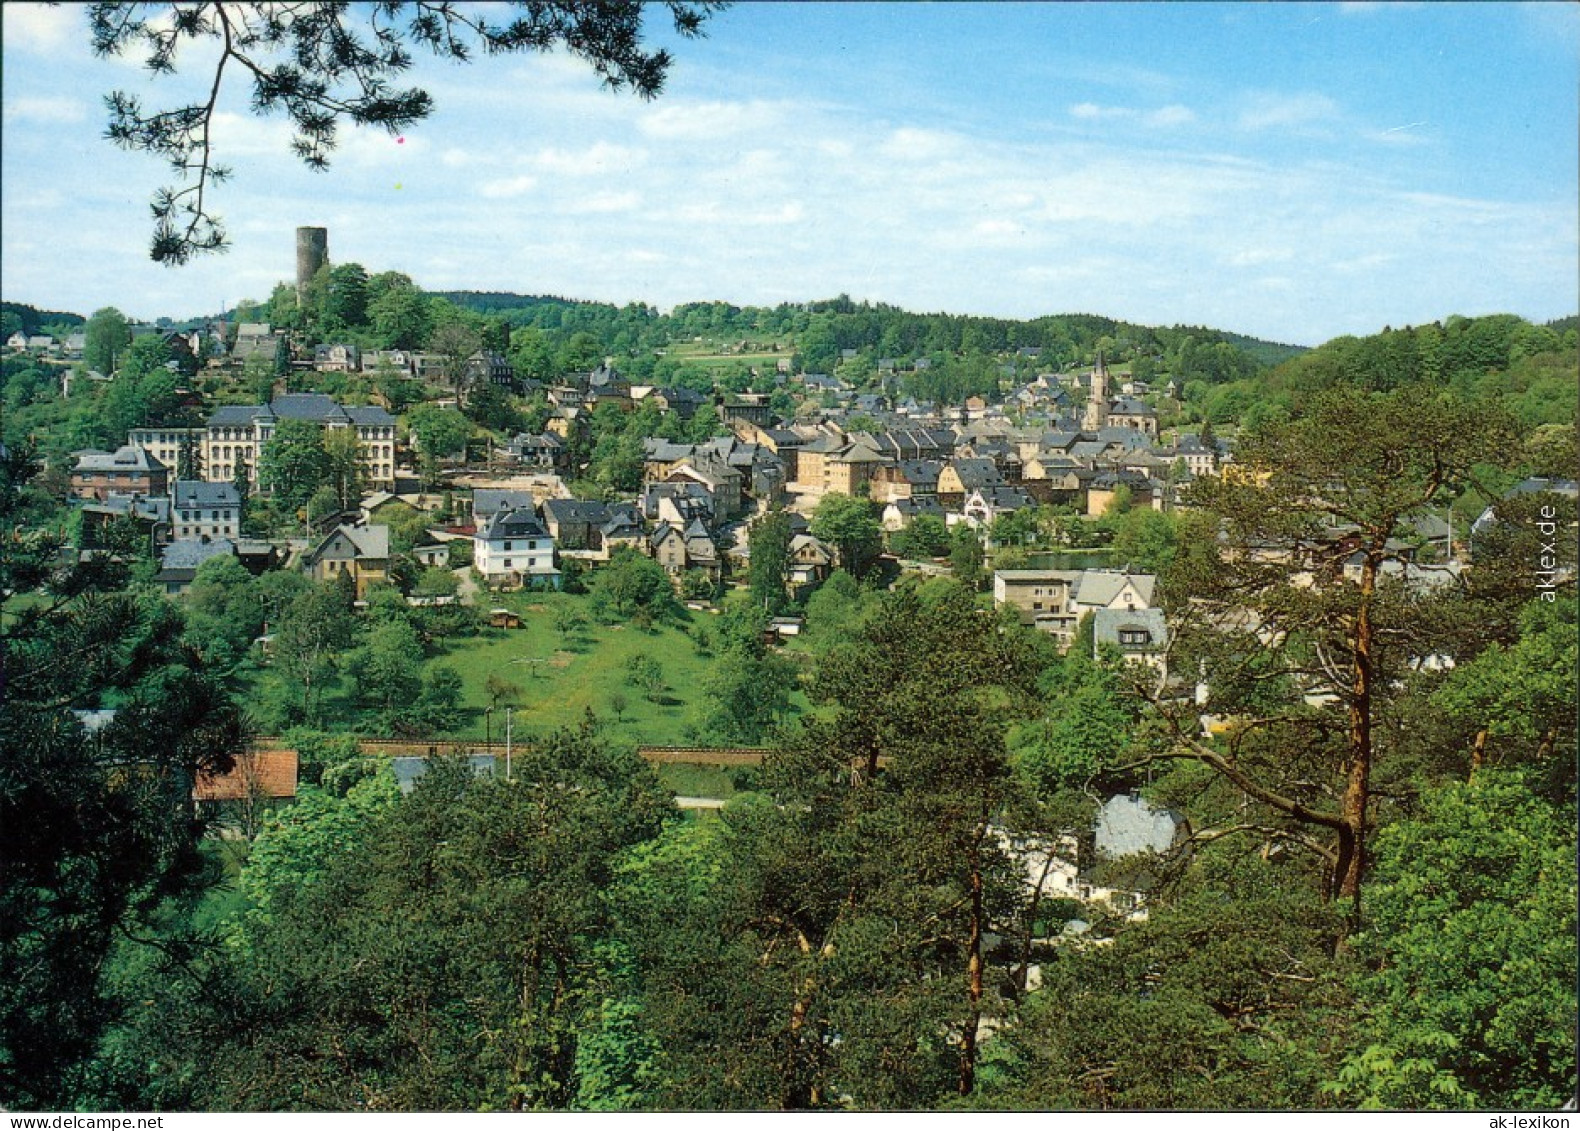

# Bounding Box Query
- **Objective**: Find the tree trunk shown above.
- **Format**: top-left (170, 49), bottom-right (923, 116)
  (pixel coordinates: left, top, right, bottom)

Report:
top-left (1470, 728), bottom-right (1489, 780)
top-left (782, 931), bottom-right (821, 1110)
top-left (1336, 547), bottom-right (1379, 937)
top-left (958, 830), bottom-right (986, 1096)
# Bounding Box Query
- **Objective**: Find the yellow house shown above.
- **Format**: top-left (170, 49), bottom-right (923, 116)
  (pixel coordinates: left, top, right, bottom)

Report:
top-left (303, 523), bottom-right (390, 599)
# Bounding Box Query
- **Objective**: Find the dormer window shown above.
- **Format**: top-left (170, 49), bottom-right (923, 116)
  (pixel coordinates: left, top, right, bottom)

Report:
top-left (1119, 628), bottom-right (1150, 647)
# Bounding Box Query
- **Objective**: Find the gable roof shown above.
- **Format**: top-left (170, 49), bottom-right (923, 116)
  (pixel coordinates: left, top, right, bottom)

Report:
top-left (1093, 606), bottom-right (1169, 650)
top-left (472, 488), bottom-right (536, 519)
top-left (1095, 792), bottom-right (1180, 857)
top-left (193, 750), bottom-right (299, 802)
top-left (173, 480), bottom-right (240, 509)
top-left (1070, 570), bottom-right (1156, 609)
top-left (74, 445), bottom-right (166, 474)
top-left (543, 498), bottom-right (612, 526)
top-left (946, 458), bottom-right (1004, 490)
top-left (479, 508), bottom-right (548, 541)
top-left (308, 523), bottom-right (390, 563)
top-left (159, 537), bottom-right (237, 572)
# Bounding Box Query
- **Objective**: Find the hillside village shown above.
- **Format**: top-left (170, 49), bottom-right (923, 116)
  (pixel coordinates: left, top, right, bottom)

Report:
top-left (3, 251), bottom-right (1575, 1113)
top-left (9, 234), bottom-right (1574, 796)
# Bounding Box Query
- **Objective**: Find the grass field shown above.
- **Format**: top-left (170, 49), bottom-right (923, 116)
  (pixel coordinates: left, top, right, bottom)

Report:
top-left (432, 591), bottom-right (719, 746)
top-left (662, 340), bottom-right (792, 373)
top-left (431, 588), bottom-right (815, 749)
top-left (234, 584), bottom-right (821, 757)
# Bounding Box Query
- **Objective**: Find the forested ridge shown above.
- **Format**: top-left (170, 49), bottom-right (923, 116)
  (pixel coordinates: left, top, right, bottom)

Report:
top-left (1, 301), bottom-right (1575, 1111)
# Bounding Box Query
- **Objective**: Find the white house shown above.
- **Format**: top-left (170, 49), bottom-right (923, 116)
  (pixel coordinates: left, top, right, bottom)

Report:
top-left (171, 480), bottom-right (241, 542)
top-left (473, 507), bottom-right (558, 589)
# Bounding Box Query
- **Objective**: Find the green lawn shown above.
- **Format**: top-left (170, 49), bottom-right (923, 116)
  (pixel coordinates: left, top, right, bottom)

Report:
top-left (434, 590), bottom-right (725, 746)
top-left (238, 587), bottom-right (820, 748)
top-left (662, 340), bottom-right (792, 372)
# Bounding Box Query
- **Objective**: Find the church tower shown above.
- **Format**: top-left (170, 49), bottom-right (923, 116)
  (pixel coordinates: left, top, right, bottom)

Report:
top-left (1082, 351), bottom-right (1111, 432)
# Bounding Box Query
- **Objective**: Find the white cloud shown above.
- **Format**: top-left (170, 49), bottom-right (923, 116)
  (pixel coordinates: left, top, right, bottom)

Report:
top-left (1070, 102), bottom-right (1132, 121)
top-left (877, 126), bottom-right (963, 162)
top-left (530, 142), bottom-right (647, 177)
top-left (638, 99), bottom-right (787, 140)
top-left (564, 191), bottom-right (642, 215)
top-left (2, 96), bottom-right (88, 125)
top-left (478, 175), bottom-right (539, 199)
top-left (1225, 246), bottom-right (1296, 268)
top-left (3, 2), bottom-right (76, 53)
top-left (1239, 91), bottom-right (1341, 131)
top-left (1364, 122), bottom-right (1431, 146)
top-left (1146, 105), bottom-right (1197, 128)
top-left (1071, 103), bottom-right (1195, 128)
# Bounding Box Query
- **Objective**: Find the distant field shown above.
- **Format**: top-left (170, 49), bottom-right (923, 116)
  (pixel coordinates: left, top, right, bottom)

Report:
top-left (662, 340), bottom-right (792, 372)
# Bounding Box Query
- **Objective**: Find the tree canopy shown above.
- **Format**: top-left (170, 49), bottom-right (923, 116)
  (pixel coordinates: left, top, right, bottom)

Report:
top-left (90, 1), bottom-right (727, 263)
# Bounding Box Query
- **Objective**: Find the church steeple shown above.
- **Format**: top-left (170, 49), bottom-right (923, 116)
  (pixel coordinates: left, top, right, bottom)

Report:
top-left (1082, 351), bottom-right (1110, 432)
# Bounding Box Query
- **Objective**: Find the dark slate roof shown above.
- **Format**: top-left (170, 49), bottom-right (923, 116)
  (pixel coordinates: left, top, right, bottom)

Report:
top-left (894, 459), bottom-right (942, 485)
top-left (1090, 469), bottom-right (1156, 490)
top-left (947, 458), bottom-right (1003, 490)
top-left (649, 520), bottom-right (683, 549)
top-left (543, 498), bottom-right (612, 526)
top-left (481, 508), bottom-right (549, 541)
top-left (972, 486), bottom-right (1033, 510)
top-left (344, 404), bottom-right (397, 426)
top-left (1092, 607), bottom-right (1168, 650)
top-left (270, 393), bottom-right (349, 422)
top-left (205, 396), bottom-right (394, 428)
top-left (173, 480), bottom-right (240, 509)
top-left (472, 489), bottom-right (536, 518)
top-left (656, 385), bottom-right (707, 406)
top-left (308, 523), bottom-right (390, 563)
top-left (87, 495), bottom-right (170, 521)
top-left (1509, 477), bottom-right (1579, 497)
top-left (601, 504), bottom-right (645, 537)
top-left (207, 405), bottom-right (260, 426)
top-left (886, 497), bottom-right (948, 518)
top-left (510, 432), bottom-right (563, 451)
top-left (644, 438), bottom-right (695, 463)
top-left (75, 445), bottom-right (166, 473)
top-left (159, 537), bottom-right (236, 572)
top-left (391, 754), bottom-right (495, 794)
top-left (1092, 426), bottom-right (1153, 450)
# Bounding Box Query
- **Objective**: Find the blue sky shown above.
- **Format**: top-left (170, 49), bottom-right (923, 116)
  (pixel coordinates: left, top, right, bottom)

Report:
top-left (3, 1), bottom-right (1576, 345)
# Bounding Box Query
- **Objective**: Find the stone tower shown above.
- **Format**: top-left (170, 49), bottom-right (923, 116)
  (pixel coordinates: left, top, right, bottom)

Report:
top-left (295, 226), bottom-right (328, 300)
top-left (1082, 351), bottom-right (1111, 433)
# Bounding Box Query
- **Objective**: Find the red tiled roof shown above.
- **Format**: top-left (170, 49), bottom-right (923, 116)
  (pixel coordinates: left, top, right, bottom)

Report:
top-left (193, 749), bottom-right (299, 801)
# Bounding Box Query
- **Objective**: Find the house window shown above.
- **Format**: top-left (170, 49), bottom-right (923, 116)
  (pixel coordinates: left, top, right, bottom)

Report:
top-left (503, 541), bottom-right (513, 551)
top-left (503, 559), bottom-right (513, 568)
top-left (1119, 629), bottom-right (1150, 647)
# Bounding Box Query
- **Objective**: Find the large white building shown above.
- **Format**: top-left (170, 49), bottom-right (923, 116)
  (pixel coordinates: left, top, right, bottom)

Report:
top-left (203, 394), bottom-right (397, 491)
